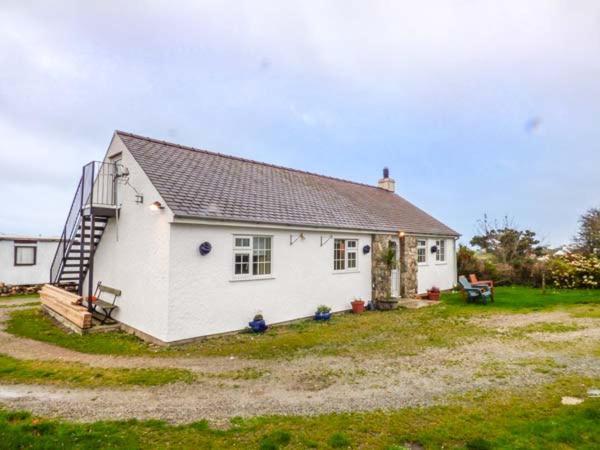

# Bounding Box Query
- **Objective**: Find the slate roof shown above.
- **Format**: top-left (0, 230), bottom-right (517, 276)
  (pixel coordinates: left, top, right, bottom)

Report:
top-left (117, 131), bottom-right (459, 236)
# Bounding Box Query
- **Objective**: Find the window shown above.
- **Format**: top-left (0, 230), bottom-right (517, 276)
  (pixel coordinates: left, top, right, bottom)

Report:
top-left (233, 236), bottom-right (272, 278)
top-left (14, 242), bottom-right (37, 266)
top-left (417, 239), bottom-right (427, 264)
top-left (333, 239), bottom-right (358, 271)
top-left (435, 239), bottom-right (446, 262)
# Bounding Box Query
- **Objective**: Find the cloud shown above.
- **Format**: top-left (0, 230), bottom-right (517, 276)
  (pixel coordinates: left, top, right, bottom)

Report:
top-left (0, 0), bottom-right (599, 244)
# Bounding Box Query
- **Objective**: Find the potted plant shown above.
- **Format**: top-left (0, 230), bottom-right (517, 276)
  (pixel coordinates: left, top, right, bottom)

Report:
top-left (248, 314), bottom-right (268, 333)
top-left (314, 305), bottom-right (332, 321)
top-left (427, 286), bottom-right (441, 301)
top-left (351, 298), bottom-right (365, 314)
top-left (375, 295), bottom-right (399, 311)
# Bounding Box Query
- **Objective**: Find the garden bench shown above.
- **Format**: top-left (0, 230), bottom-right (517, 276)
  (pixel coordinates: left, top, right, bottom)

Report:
top-left (91, 282), bottom-right (122, 324)
top-left (459, 276), bottom-right (493, 304)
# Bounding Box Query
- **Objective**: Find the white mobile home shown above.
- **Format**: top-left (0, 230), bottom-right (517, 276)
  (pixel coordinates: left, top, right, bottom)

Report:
top-left (51, 131), bottom-right (459, 344)
top-left (0, 235), bottom-right (59, 286)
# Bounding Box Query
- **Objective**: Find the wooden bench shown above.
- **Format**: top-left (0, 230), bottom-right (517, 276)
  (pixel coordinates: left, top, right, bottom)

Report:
top-left (40, 284), bottom-right (92, 330)
top-left (90, 282), bottom-right (122, 324)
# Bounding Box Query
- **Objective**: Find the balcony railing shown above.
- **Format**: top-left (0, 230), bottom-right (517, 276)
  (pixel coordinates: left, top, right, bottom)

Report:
top-left (50, 161), bottom-right (119, 284)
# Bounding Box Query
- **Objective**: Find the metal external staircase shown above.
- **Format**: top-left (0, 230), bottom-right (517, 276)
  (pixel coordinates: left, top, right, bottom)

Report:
top-left (50, 161), bottom-right (119, 301)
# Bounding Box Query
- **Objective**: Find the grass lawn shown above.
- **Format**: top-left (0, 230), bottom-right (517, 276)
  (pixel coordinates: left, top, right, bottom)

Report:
top-left (0, 354), bottom-right (195, 387)
top-left (1, 377), bottom-right (598, 449)
top-left (7, 287), bottom-right (599, 360)
top-left (0, 293), bottom-right (39, 301)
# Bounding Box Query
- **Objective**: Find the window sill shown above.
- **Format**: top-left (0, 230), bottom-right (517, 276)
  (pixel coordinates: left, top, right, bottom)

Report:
top-left (230, 276), bottom-right (275, 282)
top-left (332, 270), bottom-right (360, 275)
top-left (418, 262), bottom-right (428, 267)
top-left (435, 262), bottom-right (447, 265)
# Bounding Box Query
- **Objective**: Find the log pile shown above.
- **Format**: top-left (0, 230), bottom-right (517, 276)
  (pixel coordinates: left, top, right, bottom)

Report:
top-left (40, 284), bottom-right (92, 330)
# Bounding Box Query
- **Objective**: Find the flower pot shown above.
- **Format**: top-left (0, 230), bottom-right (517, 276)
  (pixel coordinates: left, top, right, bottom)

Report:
top-left (248, 319), bottom-right (268, 333)
top-left (314, 312), bottom-right (332, 321)
top-left (427, 291), bottom-right (441, 301)
top-left (375, 299), bottom-right (399, 311)
top-left (351, 300), bottom-right (365, 314)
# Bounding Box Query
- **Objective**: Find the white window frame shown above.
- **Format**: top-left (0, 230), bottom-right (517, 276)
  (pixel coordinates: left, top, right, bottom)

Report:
top-left (435, 239), bottom-right (446, 264)
top-left (231, 235), bottom-right (274, 280)
top-left (333, 238), bottom-right (359, 273)
top-left (417, 239), bottom-right (428, 265)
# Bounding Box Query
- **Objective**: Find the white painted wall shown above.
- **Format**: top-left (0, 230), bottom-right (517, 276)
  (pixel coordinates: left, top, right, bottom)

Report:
top-left (165, 223), bottom-right (373, 342)
top-left (0, 239), bottom-right (58, 285)
top-left (84, 135), bottom-right (173, 341)
top-left (416, 237), bottom-right (457, 294)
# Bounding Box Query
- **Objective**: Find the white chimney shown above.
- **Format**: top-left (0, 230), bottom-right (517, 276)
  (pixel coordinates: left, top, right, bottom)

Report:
top-left (378, 167), bottom-right (395, 192)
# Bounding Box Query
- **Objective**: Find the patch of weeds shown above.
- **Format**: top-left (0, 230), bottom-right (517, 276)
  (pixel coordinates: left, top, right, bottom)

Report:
top-left (259, 430), bottom-right (292, 449)
top-left (296, 369), bottom-right (343, 391)
top-left (466, 437), bottom-right (493, 450)
top-left (0, 302), bottom-right (40, 309)
top-left (207, 367), bottom-right (268, 381)
top-left (569, 304), bottom-right (600, 318)
top-left (515, 357), bottom-right (567, 375)
top-left (475, 361), bottom-right (511, 380)
top-left (328, 432), bottom-right (351, 448)
top-left (0, 354), bottom-right (195, 387)
top-left (514, 322), bottom-right (583, 335)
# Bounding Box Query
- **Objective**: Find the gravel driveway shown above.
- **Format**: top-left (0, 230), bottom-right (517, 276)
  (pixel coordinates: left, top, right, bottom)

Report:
top-left (1, 304), bottom-right (598, 423)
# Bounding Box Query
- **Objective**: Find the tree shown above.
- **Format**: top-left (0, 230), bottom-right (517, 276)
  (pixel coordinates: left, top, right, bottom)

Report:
top-left (574, 207), bottom-right (600, 255)
top-left (469, 215), bottom-right (544, 263)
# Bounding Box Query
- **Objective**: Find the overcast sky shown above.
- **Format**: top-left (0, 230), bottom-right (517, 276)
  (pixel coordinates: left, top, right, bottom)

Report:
top-left (1, 1), bottom-right (599, 246)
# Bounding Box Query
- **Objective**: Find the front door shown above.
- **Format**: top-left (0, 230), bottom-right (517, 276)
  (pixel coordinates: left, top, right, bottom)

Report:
top-left (389, 239), bottom-right (400, 298)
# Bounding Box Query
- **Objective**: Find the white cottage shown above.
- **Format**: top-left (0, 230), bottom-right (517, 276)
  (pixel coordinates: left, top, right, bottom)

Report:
top-left (50, 131), bottom-right (459, 344)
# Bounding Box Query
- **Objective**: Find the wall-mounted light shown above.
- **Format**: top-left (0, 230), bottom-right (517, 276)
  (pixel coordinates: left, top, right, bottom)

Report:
top-left (398, 231), bottom-right (405, 238)
top-left (150, 201), bottom-right (165, 211)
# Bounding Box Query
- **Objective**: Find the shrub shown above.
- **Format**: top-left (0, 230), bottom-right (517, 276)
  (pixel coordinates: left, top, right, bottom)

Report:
top-left (548, 254), bottom-right (600, 288)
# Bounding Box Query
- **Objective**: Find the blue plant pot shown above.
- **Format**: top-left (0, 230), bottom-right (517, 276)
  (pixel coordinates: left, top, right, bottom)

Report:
top-left (314, 312), bottom-right (332, 321)
top-left (249, 319), bottom-right (268, 333)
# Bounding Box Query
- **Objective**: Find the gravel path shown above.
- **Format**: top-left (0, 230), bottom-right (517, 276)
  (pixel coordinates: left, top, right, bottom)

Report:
top-left (1, 304), bottom-right (599, 423)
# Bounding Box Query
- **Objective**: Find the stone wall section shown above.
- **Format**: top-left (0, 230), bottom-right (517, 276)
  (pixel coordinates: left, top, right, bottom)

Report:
top-left (371, 234), bottom-right (395, 302)
top-left (400, 235), bottom-right (418, 297)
